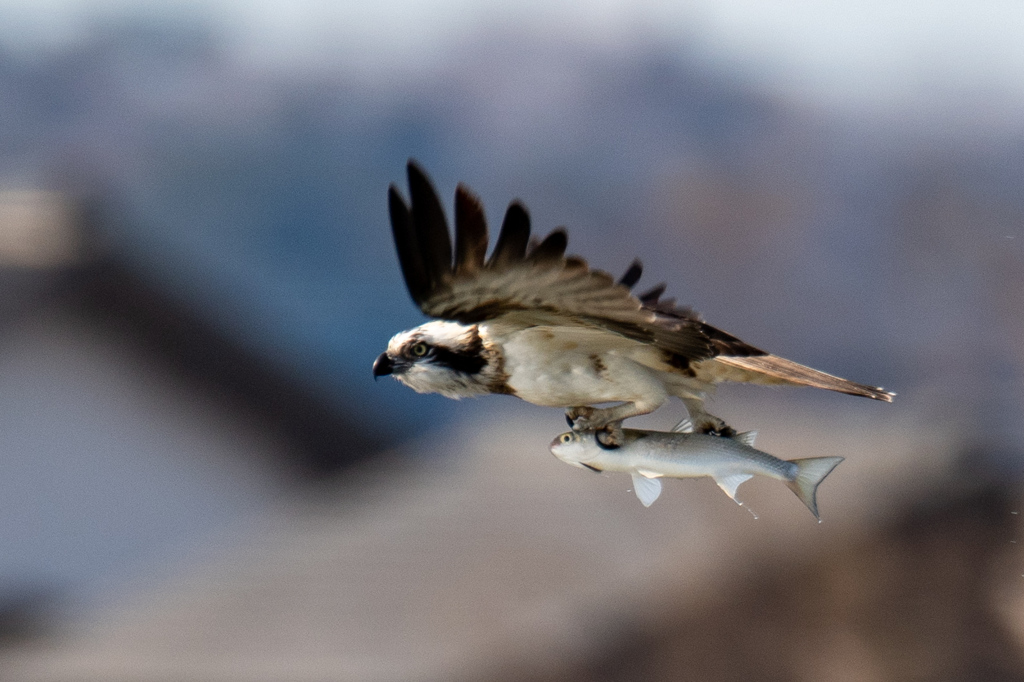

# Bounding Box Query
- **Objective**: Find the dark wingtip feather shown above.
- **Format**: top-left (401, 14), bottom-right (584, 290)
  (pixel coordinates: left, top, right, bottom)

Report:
top-left (618, 259), bottom-right (643, 288)
top-left (527, 229), bottom-right (568, 265)
top-left (454, 184), bottom-right (488, 275)
top-left (388, 184), bottom-right (431, 306)
top-left (488, 201), bottom-right (531, 268)
top-left (638, 283), bottom-right (666, 304)
top-left (406, 160), bottom-right (453, 288)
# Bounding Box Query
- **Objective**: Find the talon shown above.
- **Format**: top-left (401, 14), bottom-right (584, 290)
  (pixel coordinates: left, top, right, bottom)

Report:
top-left (567, 406), bottom-right (596, 431)
top-left (700, 424), bottom-right (737, 438)
top-left (595, 426), bottom-right (622, 450)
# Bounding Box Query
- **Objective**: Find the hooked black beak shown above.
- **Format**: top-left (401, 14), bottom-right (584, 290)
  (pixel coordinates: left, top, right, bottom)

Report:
top-left (372, 352), bottom-right (394, 380)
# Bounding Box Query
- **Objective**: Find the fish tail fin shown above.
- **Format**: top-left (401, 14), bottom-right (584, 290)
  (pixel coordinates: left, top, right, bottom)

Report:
top-left (785, 457), bottom-right (844, 521)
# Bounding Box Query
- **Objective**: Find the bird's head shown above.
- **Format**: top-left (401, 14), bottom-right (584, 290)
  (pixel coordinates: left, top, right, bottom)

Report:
top-left (373, 321), bottom-right (497, 399)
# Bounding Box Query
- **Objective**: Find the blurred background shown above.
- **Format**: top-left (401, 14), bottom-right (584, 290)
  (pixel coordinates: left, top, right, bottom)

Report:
top-left (0, 0), bottom-right (1022, 679)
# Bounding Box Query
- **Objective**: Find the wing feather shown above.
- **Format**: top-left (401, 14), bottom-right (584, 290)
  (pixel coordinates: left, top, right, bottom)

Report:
top-left (388, 161), bottom-right (721, 362)
top-left (621, 262), bottom-right (761, 356)
top-left (617, 259), bottom-right (643, 288)
top-left (638, 283), bottom-right (665, 305)
top-left (407, 161), bottom-right (452, 290)
top-left (526, 229), bottom-right (568, 265)
top-left (454, 184), bottom-right (488, 275)
top-left (388, 185), bottom-right (431, 307)
top-left (488, 202), bottom-right (531, 268)
top-left (697, 322), bottom-right (765, 357)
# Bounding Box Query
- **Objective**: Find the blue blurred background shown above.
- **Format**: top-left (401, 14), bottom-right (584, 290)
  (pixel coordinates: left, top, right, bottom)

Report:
top-left (0, 1), bottom-right (1022, 679)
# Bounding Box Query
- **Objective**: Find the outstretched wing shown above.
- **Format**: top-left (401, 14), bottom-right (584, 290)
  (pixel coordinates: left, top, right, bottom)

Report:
top-left (623, 262), bottom-right (765, 358)
top-left (388, 161), bottom-right (717, 361)
top-left (622, 260), bottom-right (894, 401)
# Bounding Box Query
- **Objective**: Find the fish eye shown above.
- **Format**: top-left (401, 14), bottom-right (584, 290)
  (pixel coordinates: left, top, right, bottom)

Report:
top-left (410, 342), bottom-right (430, 357)
top-left (560, 433), bottom-right (573, 444)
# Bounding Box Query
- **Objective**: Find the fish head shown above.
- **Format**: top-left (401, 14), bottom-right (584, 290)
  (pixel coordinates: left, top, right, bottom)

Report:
top-left (550, 431), bottom-right (600, 468)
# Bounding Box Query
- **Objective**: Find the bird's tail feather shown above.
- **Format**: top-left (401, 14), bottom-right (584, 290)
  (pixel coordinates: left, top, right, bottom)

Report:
top-left (715, 355), bottom-right (895, 402)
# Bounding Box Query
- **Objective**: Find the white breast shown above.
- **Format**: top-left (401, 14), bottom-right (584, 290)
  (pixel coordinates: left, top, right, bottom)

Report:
top-left (486, 325), bottom-right (668, 408)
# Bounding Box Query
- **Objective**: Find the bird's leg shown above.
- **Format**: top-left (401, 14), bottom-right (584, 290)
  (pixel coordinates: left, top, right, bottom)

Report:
top-left (565, 405), bottom-right (595, 428)
top-left (680, 398), bottom-right (737, 438)
top-left (564, 409), bottom-right (585, 428)
top-left (566, 400), bottom-right (659, 447)
top-left (566, 403), bottom-right (638, 431)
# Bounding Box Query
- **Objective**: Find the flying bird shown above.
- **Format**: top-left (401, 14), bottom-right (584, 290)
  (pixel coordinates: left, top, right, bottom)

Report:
top-left (373, 161), bottom-right (893, 437)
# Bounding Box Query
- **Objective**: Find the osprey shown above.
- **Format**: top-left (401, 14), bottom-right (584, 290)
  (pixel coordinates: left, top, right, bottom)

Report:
top-left (373, 161), bottom-right (893, 436)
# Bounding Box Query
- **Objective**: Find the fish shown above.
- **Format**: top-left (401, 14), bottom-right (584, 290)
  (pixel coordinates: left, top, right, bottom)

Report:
top-left (549, 419), bottom-right (844, 520)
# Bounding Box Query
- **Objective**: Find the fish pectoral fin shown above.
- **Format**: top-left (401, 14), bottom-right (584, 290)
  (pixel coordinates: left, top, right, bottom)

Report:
top-left (713, 473), bottom-right (753, 504)
top-left (631, 473), bottom-right (663, 507)
top-left (734, 430), bottom-right (758, 447)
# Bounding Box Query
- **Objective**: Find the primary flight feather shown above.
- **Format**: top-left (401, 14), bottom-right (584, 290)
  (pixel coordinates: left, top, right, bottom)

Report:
top-left (373, 161), bottom-right (893, 435)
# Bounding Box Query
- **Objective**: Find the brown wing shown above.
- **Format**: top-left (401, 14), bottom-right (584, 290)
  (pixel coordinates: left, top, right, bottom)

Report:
top-left (619, 261), bottom-right (894, 401)
top-left (387, 161), bottom-right (715, 361)
top-left (620, 259), bottom-right (764, 358)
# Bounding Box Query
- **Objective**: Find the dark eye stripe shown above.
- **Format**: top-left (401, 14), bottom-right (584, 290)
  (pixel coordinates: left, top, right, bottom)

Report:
top-left (430, 346), bottom-right (487, 375)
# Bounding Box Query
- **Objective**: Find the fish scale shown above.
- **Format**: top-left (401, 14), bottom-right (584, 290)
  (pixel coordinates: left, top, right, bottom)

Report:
top-left (619, 430), bottom-right (799, 482)
top-left (550, 426), bottom-right (843, 521)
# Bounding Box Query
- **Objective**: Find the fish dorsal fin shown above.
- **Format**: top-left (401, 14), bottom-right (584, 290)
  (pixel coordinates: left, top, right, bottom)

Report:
top-left (734, 430), bottom-right (758, 447)
top-left (631, 473), bottom-right (663, 507)
top-left (671, 418), bottom-right (694, 433)
top-left (713, 473), bottom-right (753, 503)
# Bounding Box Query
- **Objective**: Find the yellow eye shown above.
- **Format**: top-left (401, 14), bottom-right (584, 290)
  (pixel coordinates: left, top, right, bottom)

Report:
top-left (410, 342), bottom-right (429, 357)
top-left (560, 433), bottom-right (573, 444)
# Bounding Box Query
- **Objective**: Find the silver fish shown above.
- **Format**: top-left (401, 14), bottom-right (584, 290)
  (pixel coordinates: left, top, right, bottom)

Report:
top-left (549, 419), bottom-right (843, 520)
